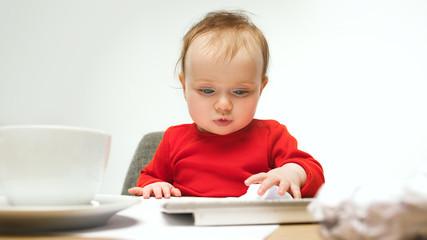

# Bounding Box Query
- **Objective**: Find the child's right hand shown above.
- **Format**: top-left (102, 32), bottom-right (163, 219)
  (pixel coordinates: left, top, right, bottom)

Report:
top-left (128, 182), bottom-right (182, 199)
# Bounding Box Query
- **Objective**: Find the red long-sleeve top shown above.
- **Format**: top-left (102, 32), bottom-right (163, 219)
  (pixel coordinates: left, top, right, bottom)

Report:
top-left (137, 119), bottom-right (324, 198)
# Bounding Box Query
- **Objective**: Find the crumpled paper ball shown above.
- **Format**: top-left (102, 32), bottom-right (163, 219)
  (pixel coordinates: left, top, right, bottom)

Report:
top-left (308, 168), bottom-right (427, 240)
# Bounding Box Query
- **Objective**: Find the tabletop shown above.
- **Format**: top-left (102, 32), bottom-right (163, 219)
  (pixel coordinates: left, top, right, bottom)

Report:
top-left (0, 196), bottom-right (324, 240)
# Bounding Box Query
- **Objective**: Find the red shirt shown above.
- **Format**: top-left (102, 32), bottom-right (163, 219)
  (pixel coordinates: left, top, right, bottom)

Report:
top-left (137, 119), bottom-right (324, 197)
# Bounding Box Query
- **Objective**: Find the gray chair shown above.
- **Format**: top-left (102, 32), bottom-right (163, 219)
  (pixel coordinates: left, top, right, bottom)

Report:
top-left (121, 131), bottom-right (164, 195)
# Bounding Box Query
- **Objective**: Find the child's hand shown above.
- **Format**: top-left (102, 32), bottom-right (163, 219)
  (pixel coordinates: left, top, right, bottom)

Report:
top-left (128, 182), bottom-right (182, 199)
top-left (244, 163), bottom-right (307, 199)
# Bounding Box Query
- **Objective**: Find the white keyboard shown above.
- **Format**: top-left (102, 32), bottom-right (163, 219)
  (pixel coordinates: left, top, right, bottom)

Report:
top-left (161, 197), bottom-right (315, 226)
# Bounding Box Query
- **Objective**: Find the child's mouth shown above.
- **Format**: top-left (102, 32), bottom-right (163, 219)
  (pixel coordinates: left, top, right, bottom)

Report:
top-left (214, 119), bottom-right (232, 127)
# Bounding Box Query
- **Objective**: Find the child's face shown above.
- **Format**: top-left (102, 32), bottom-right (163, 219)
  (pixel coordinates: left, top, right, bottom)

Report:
top-left (179, 35), bottom-right (268, 135)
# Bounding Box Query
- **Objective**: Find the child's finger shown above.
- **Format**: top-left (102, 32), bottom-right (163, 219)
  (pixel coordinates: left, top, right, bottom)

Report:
top-left (257, 177), bottom-right (279, 196)
top-left (278, 181), bottom-right (291, 196)
top-left (128, 187), bottom-right (142, 196)
top-left (171, 187), bottom-right (182, 197)
top-left (289, 184), bottom-right (302, 199)
top-left (244, 172), bottom-right (267, 186)
top-left (161, 184), bottom-right (172, 199)
top-left (142, 186), bottom-right (152, 199)
top-left (152, 185), bottom-right (163, 199)
top-left (127, 187), bottom-right (135, 194)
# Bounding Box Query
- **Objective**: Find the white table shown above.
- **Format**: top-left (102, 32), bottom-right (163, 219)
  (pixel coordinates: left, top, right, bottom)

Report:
top-left (62, 198), bottom-right (278, 240)
top-left (0, 196), bottom-right (324, 240)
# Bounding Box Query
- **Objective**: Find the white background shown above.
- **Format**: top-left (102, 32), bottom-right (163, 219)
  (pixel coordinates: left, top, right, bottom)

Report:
top-left (1, 0), bottom-right (426, 195)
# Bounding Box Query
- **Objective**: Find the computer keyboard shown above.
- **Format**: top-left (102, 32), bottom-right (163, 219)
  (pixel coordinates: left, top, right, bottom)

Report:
top-left (161, 197), bottom-right (315, 226)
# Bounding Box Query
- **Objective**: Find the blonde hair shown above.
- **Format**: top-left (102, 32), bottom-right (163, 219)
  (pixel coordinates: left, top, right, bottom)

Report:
top-left (177, 10), bottom-right (269, 79)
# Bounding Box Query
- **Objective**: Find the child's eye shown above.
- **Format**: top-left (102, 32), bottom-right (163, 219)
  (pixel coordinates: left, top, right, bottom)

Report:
top-left (233, 90), bottom-right (249, 96)
top-left (199, 89), bottom-right (215, 95)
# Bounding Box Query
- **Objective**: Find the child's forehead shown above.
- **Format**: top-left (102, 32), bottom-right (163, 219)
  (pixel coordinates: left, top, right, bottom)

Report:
top-left (185, 34), bottom-right (264, 80)
top-left (187, 32), bottom-right (262, 64)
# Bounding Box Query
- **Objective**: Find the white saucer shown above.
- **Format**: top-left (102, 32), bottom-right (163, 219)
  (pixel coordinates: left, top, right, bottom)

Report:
top-left (0, 194), bottom-right (140, 232)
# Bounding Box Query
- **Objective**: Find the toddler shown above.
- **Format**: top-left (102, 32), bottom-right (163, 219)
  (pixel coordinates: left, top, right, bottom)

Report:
top-left (128, 10), bottom-right (324, 199)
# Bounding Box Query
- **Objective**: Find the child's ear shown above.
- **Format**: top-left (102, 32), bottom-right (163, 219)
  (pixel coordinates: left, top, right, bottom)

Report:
top-left (178, 72), bottom-right (185, 90)
top-left (260, 77), bottom-right (269, 94)
top-left (178, 72), bottom-right (187, 99)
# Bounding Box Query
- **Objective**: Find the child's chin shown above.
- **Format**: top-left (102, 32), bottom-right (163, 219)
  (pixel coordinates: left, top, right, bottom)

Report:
top-left (210, 127), bottom-right (238, 136)
top-left (197, 126), bottom-right (229, 135)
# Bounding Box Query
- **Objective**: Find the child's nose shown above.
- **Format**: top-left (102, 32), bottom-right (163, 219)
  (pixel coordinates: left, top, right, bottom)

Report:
top-left (215, 96), bottom-right (232, 112)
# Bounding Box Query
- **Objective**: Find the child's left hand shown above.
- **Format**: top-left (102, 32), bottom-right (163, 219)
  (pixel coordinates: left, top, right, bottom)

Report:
top-left (244, 163), bottom-right (307, 199)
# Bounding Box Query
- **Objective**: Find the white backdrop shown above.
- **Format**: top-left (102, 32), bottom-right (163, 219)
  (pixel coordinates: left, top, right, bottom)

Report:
top-left (1, 0), bottom-right (426, 195)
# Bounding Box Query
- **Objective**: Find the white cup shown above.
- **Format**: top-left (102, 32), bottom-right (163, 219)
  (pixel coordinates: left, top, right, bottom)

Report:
top-left (0, 125), bottom-right (111, 206)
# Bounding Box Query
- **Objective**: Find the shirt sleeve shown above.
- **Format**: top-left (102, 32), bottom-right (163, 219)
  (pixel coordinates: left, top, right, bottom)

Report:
top-left (136, 130), bottom-right (173, 188)
top-left (270, 123), bottom-right (325, 198)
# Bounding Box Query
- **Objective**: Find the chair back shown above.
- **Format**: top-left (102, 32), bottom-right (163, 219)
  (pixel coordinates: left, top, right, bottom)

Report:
top-left (121, 131), bottom-right (164, 195)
